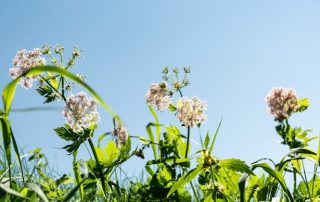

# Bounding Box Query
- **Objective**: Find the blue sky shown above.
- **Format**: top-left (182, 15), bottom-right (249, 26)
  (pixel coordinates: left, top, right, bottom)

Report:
top-left (1, 0), bottom-right (320, 176)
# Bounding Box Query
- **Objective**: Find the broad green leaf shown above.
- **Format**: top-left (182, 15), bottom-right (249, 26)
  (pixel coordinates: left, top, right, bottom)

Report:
top-left (96, 147), bottom-right (107, 165)
top-left (220, 158), bottom-right (254, 175)
top-left (167, 165), bottom-right (203, 197)
top-left (104, 140), bottom-right (119, 165)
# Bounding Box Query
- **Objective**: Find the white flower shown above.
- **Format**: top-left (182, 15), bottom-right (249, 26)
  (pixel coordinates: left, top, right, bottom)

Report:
top-left (113, 122), bottom-right (129, 147)
top-left (176, 96), bottom-right (207, 127)
top-left (145, 83), bottom-right (172, 111)
top-left (9, 48), bottom-right (46, 89)
top-left (63, 92), bottom-right (100, 133)
top-left (265, 87), bottom-right (299, 121)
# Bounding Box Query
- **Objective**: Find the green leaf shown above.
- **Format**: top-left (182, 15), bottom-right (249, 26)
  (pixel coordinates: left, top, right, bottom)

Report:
top-left (0, 182), bottom-right (29, 200)
top-left (36, 85), bottom-right (57, 103)
top-left (96, 147), bottom-right (107, 165)
top-left (209, 119), bottom-right (222, 155)
top-left (54, 125), bottom-right (79, 141)
top-left (204, 132), bottom-right (210, 149)
top-left (167, 165), bottom-right (203, 197)
top-left (251, 162), bottom-right (294, 202)
top-left (146, 123), bottom-right (157, 159)
top-left (168, 104), bottom-right (177, 112)
top-left (0, 118), bottom-right (12, 185)
top-left (148, 105), bottom-right (161, 144)
top-left (220, 158), bottom-right (254, 175)
top-left (238, 173), bottom-right (249, 202)
top-left (104, 140), bottom-right (119, 165)
top-left (27, 183), bottom-right (49, 202)
top-left (296, 98), bottom-right (309, 112)
top-left (98, 132), bottom-right (111, 148)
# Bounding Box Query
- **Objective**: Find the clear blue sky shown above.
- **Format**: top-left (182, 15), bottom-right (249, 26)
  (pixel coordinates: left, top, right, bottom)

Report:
top-left (1, 1), bottom-right (320, 176)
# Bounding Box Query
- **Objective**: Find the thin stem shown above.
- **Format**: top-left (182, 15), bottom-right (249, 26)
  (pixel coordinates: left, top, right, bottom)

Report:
top-left (190, 181), bottom-right (199, 202)
top-left (311, 163), bottom-right (318, 198)
top-left (302, 161), bottom-right (312, 198)
top-left (39, 75), bottom-right (66, 102)
top-left (185, 126), bottom-right (191, 158)
top-left (88, 137), bottom-right (107, 197)
top-left (178, 89), bottom-right (183, 98)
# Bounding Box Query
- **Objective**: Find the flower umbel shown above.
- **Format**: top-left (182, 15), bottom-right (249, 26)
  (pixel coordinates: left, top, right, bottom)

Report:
top-left (63, 92), bottom-right (100, 133)
top-left (9, 48), bottom-right (46, 89)
top-left (113, 122), bottom-right (129, 148)
top-left (265, 87), bottom-right (299, 122)
top-left (176, 96), bottom-right (207, 127)
top-left (146, 83), bottom-right (172, 111)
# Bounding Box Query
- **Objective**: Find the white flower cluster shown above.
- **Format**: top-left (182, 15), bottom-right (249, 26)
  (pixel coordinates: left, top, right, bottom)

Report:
top-left (63, 92), bottom-right (100, 133)
top-left (176, 96), bottom-right (207, 127)
top-left (113, 122), bottom-right (129, 148)
top-left (9, 49), bottom-right (46, 89)
top-left (265, 87), bottom-right (299, 121)
top-left (145, 83), bottom-right (172, 111)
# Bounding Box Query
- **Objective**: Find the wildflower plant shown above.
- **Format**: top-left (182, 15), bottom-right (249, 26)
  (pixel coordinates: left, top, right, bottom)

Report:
top-left (2, 46), bottom-right (320, 201)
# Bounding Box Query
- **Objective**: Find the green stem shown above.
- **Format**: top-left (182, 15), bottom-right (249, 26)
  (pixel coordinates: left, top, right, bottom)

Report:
top-left (185, 126), bottom-right (190, 158)
top-left (301, 161), bottom-right (312, 199)
top-left (311, 164), bottom-right (318, 198)
top-left (88, 137), bottom-right (107, 197)
top-left (39, 75), bottom-right (66, 102)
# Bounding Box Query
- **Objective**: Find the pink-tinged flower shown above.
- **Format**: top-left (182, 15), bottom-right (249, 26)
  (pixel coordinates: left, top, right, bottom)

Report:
top-left (9, 48), bottom-right (46, 89)
top-left (176, 96), bottom-right (207, 127)
top-left (113, 122), bottom-right (129, 147)
top-left (63, 92), bottom-right (100, 133)
top-left (145, 83), bottom-right (172, 111)
top-left (265, 87), bottom-right (299, 121)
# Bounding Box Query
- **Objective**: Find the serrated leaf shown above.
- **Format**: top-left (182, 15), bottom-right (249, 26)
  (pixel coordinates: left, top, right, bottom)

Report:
top-left (54, 125), bottom-right (79, 141)
top-left (220, 158), bottom-right (254, 175)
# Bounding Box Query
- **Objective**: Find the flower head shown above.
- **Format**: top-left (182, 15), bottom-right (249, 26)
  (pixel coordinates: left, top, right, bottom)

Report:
top-left (113, 122), bottom-right (129, 148)
top-left (146, 83), bottom-right (172, 111)
top-left (176, 96), bottom-right (207, 127)
top-left (63, 92), bottom-right (100, 133)
top-left (9, 49), bottom-right (46, 89)
top-left (265, 87), bottom-right (299, 121)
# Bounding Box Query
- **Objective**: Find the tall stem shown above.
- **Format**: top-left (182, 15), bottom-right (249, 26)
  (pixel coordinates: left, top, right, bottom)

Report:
top-left (185, 126), bottom-right (191, 158)
top-left (88, 137), bottom-right (107, 196)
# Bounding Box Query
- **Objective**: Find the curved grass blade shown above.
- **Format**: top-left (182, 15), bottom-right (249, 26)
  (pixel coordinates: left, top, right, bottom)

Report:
top-left (62, 178), bottom-right (87, 202)
top-left (167, 165), bottom-right (203, 197)
top-left (0, 182), bottom-right (29, 200)
top-left (148, 105), bottom-right (161, 143)
top-left (0, 118), bottom-right (12, 186)
top-left (27, 183), bottom-right (49, 202)
top-left (251, 162), bottom-right (294, 202)
top-left (2, 65), bottom-right (117, 117)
